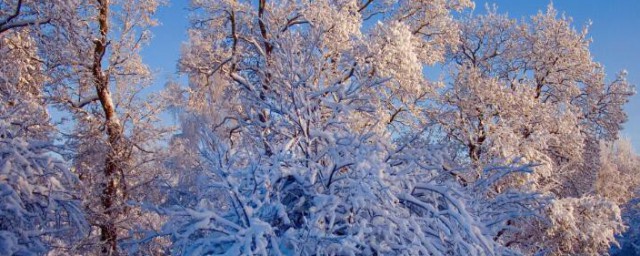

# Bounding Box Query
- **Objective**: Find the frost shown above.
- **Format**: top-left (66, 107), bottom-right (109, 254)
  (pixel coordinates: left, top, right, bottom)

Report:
top-left (1, 0), bottom-right (638, 255)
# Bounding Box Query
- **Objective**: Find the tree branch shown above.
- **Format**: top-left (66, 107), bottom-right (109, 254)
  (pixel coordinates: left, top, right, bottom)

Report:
top-left (0, 0), bottom-right (23, 27)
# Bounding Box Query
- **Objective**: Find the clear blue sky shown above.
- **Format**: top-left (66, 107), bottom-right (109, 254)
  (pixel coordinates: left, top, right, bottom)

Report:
top-left (142, 0), bottom-right (640, 149)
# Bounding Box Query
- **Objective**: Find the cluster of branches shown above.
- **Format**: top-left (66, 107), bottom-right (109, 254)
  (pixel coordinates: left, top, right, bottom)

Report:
top-left (0, 0), bottom-right (638, 255)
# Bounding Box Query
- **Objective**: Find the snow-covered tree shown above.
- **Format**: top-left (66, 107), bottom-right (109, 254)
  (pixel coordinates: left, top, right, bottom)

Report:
top-left (0, 27), bottom-right (87, 254)
top-left (601, 139), bottom-right (640, 256)
top-left (154, 118), bottom-right (544, 255)
top-left (1, 0), bottom-right (171, 254)
top-left (45, 0), bottom-right (171, 253)
top-left (0, 104), bottom-right (87, 255)
top-left (546, 196), bottom-right (625, 255)
top-left (596, 138), bottom-right (640, 204)
top-left (1, 0), bottom-right (637, 255)
top-left (139, 1), bottom-right (552, 255)
top-left (614, 197), bottom-right (640, 256)
top-left (443, 4), bottom-right (633, 187)
top-left (440, 4), bottom-right (635, 254)
top-left (0, 0), bottom-right (70, 33)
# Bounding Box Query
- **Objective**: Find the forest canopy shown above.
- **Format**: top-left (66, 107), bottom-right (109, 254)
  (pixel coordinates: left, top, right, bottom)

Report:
top-left (0, 0), bottom-right (638, 255)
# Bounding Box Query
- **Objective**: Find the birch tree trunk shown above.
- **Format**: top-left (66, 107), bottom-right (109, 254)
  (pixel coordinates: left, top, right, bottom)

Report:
top-left (92, 0), bottom-right (126, 253)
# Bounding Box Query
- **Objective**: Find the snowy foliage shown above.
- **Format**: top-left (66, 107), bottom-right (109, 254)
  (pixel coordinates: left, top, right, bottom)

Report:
top-left (440, 5), bottom-right (636, 254)
top-left (1, 0), bottom-right (171, 254)
top-left (546, 196), bottom-right (625, 255)
top-left (0, 29), bottom-right (87, 254)
top-left (0, 115), bottom-right (87, 255)
top-left (596, 139), bottom-right (640, 204)
top-left (1, 0), bottom-right (639, 255)
top-left (155, 117), bottom-right (542, 255)
top-left (605, 139), bottom-right (640, 256)
top-left (442, 5), bottom-right (634, 187)
top-left (614, 198), bottom-right (640, 256)
top-left (149, 1), bottom-right (550, 255)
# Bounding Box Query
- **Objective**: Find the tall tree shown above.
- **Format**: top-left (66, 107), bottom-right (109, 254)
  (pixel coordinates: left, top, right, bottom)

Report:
top-left (149, 0), bottom-right (543, 255)
top-left (0, 17), bottom-right (87, 254)
top-left (12, 0), bottom-right (168, 253)
top-left (440, 5), bottom-right (635, 254)
top-left (60, 1), bottom-right (165, 254)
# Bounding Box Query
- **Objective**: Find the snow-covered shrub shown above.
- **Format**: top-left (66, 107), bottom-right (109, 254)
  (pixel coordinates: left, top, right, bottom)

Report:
top-left (546, 196), bottom-right (625, 255)
top-left (0, 104), bottom-right (87, 254)
top-left (155, 125), bottom-right (542, 255)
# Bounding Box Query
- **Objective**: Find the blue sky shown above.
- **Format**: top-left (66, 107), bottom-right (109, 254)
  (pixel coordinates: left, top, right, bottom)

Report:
top-left (142, 0), bottom-right (640, 149)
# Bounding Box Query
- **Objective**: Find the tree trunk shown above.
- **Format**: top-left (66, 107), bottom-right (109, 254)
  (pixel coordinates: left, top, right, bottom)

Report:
top-left (92, 0), bottom-right (125, 254)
